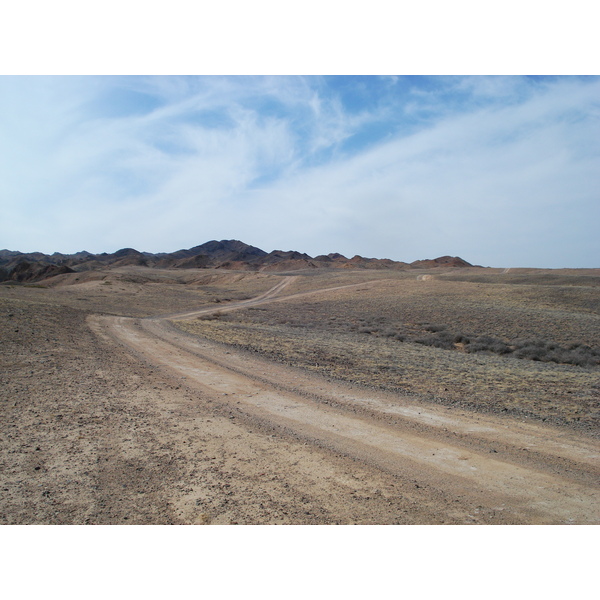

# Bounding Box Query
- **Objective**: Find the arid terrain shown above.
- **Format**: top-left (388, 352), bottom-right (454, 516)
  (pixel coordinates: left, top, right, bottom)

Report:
top-left (1, 263), bottom-right (599, 524)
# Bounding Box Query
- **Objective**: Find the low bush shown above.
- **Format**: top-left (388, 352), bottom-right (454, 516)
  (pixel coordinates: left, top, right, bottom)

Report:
top-left (414, 332), bottom-right (456, 350)
top-left (358, 326), bottom-right (378, 334)
top-left (423, 323), bottom-right (446, 333)
top-left (465, 335), bottom-right (511, 355)
top-left (197, 311), bottom-right (226, 321)
top-left (403, 327), bottom-right (599, 368)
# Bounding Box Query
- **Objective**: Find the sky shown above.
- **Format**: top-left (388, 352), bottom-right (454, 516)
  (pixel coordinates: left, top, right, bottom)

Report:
top-left (1, 74), bottom-right (599, 268)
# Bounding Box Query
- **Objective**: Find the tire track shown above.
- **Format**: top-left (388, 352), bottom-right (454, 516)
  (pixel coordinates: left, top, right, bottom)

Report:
top-left (87, 278), bottom-right (600, 524)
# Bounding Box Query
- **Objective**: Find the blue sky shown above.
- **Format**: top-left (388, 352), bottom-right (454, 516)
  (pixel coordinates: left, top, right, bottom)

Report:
top-left (1, 75), bottom-right (599, 267)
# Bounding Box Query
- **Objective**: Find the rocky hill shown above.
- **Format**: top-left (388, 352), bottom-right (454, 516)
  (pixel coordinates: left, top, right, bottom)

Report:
top-left (0, 240), bottom-right (474, 283)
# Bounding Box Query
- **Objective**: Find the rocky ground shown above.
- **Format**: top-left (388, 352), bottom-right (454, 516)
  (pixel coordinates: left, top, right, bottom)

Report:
top-left (0, 296), bottom-right (447, 524)
top-left (1, 268), bottom-right (599, 525)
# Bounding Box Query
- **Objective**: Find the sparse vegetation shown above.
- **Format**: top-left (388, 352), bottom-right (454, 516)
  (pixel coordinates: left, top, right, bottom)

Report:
top-left (3, 264), bottom-right (599, 428)
top-left (199, 293), bottom-right (599, 368)
top-left (174, 270), bottom-right (600, 427)
top-left (2, 263), bottom-right (600, 526)
top-left (407, 329), bottom-right (600, 367)
top-left (197, 311), bottom-right (226, 321)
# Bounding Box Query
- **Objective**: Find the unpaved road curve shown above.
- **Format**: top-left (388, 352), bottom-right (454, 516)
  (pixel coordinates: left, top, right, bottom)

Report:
top-left (88, 279), bottom-right (600, 524)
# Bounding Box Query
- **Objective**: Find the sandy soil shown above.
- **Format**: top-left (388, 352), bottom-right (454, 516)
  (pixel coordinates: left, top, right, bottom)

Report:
top-left (1, 274), bottom-right (599, 524)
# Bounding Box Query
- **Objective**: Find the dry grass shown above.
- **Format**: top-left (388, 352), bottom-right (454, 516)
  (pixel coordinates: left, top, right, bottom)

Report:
top-left (176, 270), bottom-right (600, 429)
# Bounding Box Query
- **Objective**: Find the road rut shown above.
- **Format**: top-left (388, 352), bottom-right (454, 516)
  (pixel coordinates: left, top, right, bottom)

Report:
top-left (88, 279), bottom-right (600, 524)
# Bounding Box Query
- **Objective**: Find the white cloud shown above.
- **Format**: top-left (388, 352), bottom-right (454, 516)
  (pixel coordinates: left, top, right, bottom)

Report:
top-left (218, 77), bottom-right (600, 266)
top-left (1, 76), bottom-right (598, 267)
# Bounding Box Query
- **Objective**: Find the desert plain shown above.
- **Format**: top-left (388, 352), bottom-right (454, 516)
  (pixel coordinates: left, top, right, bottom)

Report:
top-left (1, 264), bottom-right (599, 524)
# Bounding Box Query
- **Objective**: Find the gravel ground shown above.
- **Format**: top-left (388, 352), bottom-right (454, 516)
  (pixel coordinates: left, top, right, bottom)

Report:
top-left (2, 268), bottom-right (599, 525)
top-left (1, 297), bottom-right (447, 524)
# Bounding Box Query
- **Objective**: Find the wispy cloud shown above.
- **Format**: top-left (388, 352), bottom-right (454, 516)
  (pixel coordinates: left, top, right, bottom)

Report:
top-left (1, 75), bottom-right (598, 267)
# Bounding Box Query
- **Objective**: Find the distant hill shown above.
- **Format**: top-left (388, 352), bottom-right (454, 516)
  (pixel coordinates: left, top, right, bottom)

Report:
top-left (410, 256), bottom-right (473, 269)
top-left (0, 240), bottom-right (474, 283)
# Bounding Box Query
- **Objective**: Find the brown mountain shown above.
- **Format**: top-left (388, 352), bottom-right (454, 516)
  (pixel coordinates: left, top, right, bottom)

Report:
top-left (409, 256), bottom-right (473, 269)
top-left (0, 260), bottom-right (75, 283)
top-left (0, 240), bottom-right (473, 283)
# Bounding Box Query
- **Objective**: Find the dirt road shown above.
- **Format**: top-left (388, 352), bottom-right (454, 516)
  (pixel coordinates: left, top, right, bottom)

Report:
top-left (88, 280), bottom-right (600, 524)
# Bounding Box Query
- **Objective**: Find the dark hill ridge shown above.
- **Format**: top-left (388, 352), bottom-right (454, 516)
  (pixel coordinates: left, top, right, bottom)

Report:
top-left (411, 256), bottom-right (473, 269)
top-left (0, 240), bottom-right (474, 283)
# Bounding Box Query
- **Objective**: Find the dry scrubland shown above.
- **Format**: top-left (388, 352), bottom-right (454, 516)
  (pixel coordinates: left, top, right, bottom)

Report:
top-left (178, 268), bottom-right (600, 430)
top-left (1, 265), bottom-right (599, 524)
top-left (4, 267), bottom-right (278, 317)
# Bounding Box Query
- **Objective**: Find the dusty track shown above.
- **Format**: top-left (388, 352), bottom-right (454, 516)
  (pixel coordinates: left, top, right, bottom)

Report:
top-left (88, 279), bottom-right (600, 524)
